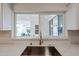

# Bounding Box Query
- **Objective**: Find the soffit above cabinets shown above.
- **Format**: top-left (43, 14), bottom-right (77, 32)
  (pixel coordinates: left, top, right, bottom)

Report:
top-left (12, 3), bottom-right (69, 12)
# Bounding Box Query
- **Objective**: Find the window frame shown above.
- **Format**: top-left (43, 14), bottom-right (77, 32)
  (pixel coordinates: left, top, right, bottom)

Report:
top-left (12, 12), bottom-right (67, 40)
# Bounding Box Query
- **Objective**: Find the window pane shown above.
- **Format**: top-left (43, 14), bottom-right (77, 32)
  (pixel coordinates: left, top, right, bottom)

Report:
top-left (16, 21), bottom-right (31, 37)
top-left (15, 14), bottom-right (39, 37)
top-left (40, 14), bottom-right (63, 37)
top-left (49, 15), bottom-right (63, 36)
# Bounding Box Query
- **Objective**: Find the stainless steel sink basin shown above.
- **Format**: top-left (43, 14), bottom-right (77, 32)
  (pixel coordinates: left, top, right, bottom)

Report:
top-left (21, 47), bottom-right (45, 56)
top-left (21, 46), bottom-right (61, 56)
top-left (48, 47), bottom-right (61, 56)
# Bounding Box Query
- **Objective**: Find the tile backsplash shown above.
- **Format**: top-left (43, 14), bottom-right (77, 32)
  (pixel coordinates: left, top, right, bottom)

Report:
top-left (0, 31), bottom-right (12, 43)
top-left (68, 30), bottom-right (79, 44)
top-left (0, 31), bottom-right (11, 38)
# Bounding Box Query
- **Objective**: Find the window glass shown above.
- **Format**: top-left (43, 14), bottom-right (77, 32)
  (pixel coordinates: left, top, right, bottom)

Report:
top-left (40, 14), bottom-right (63, 37)
top-left (15, 14), bottom-right (39, 37)
top-left (14, 13), bottom-right (64, 39)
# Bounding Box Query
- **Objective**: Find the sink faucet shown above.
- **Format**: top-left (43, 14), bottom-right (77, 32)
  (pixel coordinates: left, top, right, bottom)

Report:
top-left (39, 32), bottom-right (43, 45)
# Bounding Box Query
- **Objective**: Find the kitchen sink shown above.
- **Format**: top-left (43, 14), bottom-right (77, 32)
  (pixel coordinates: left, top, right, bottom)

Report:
top-left (21, 46), bottom-right (61, 56)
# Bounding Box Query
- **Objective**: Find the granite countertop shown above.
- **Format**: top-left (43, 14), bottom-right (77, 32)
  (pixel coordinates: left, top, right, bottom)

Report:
top-left (63, 44), bottom-right (79, 56)
top-left (0, 40), bottom-right (79, 56)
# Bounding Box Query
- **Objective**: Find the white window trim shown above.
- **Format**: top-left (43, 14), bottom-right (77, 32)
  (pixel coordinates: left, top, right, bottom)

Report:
top-left (12, 12), bottom-right (68, 40)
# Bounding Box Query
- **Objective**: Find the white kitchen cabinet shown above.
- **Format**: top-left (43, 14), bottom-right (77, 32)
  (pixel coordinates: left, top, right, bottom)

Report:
top-left (0, 4), bottom-right (3, 30)
top-left (66, 4), bottom-right (79, 30)
top-left (0, 3), bottom-right (12, 30)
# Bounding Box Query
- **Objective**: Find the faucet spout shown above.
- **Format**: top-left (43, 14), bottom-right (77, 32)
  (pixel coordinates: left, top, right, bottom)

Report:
top-left (39, 32), bottom-right (43, 45)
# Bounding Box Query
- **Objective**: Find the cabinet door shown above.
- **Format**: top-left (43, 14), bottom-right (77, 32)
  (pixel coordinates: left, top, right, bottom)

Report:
top-left (66, 4), bottom-right (79, 30)
top-left (3, 4), bottom-right (12, 30)
top-left (0, 4), bottom-right (3, 30)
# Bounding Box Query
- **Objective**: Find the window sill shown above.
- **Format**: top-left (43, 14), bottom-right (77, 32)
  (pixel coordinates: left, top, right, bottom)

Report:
top-left (12, 36), bottom-right (68, 40)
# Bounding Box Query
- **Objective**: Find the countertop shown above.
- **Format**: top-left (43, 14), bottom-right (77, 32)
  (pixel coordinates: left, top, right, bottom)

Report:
top-left (0, 40), bottom-right (79, 56)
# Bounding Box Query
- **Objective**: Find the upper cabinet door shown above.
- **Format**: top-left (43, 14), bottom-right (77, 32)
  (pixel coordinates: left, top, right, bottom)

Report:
top-left (66, 4), bottom-right (79, 30)
top-left (3, 3), bottom-right (12, 30)
top-left (0, 4), bottom-right (3, 30)
top-left (0, 3), bottom-right (12, 31)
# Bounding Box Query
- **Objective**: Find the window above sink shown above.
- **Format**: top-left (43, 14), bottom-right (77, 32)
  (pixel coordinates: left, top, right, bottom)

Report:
top-left (12, 12), bottom-right (67, 39)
